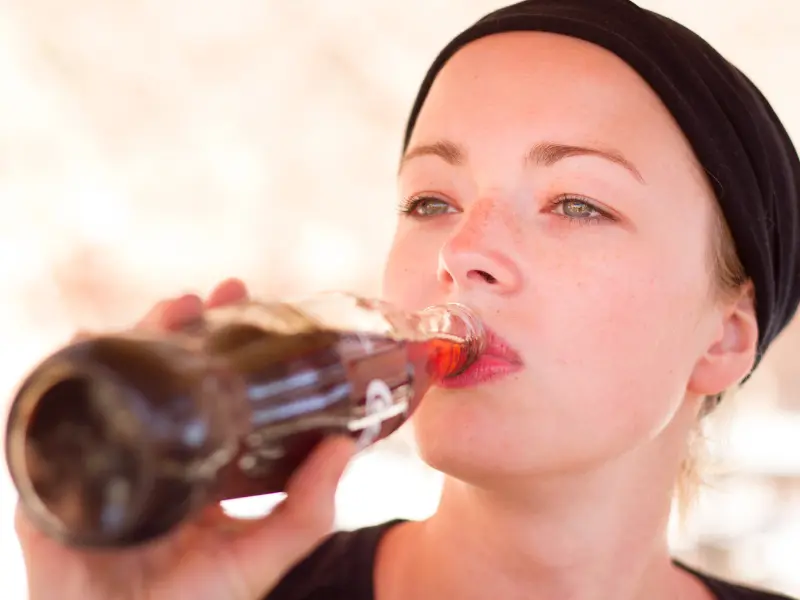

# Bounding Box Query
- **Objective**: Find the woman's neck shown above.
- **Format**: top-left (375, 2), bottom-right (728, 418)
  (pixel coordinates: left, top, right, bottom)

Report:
top-left (419, 472), bottom-right (676, 600)
top-left (376, 409), bottom-right (712, 600)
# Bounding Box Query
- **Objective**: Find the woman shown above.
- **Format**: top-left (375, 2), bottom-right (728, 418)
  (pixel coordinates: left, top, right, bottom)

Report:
top-left (16, 1), bottom-right (800, 599)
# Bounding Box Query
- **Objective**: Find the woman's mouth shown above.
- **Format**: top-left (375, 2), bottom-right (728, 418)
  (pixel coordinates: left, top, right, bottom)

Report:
top-left (438, 328), bottom-right (523, 389)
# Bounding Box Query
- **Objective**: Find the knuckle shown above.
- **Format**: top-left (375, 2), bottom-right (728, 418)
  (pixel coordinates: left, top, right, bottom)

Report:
top-left (282, 503), bottom-right (334, 541)
top-left (137, 299), bottom-right (170, 329)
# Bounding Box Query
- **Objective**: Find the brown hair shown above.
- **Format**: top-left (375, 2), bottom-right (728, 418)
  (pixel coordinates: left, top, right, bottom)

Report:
top-left (675, 205), bottom-right (748, 516)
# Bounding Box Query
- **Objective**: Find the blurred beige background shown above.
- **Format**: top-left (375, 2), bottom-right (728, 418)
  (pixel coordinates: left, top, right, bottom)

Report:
top-left (0, 1), bottom-right (799, 597)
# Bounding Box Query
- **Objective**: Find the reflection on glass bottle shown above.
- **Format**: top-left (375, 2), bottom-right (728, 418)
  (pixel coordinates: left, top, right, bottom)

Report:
top-left (5, 292), bottom-right (485, 548)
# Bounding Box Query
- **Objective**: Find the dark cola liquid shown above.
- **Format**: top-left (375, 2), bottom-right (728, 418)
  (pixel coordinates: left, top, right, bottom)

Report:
top-left (209, 323), bottom-right (466, 500)
top-left (8, 321), bottom-right (467, 547)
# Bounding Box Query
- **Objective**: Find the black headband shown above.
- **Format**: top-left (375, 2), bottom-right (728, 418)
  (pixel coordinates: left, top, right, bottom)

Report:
top-left (403, 0), bottom-right (800, 367)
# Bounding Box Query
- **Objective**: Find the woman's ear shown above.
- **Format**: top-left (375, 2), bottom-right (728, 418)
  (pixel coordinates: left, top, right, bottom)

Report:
top-left (688, 282), bottom-right (758, 396)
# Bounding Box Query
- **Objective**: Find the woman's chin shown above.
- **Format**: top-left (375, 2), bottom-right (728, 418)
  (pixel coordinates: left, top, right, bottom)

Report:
top-left (410, 392), bottom-right (643, 484)
top-left (411, 402), bottom-right (544, 484)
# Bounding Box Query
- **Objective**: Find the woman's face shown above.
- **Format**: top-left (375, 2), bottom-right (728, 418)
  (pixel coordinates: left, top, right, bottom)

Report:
top-left (382, 32), bottom-right (753, 482)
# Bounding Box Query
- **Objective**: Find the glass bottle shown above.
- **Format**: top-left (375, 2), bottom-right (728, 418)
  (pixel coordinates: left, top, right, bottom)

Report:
top-left (5, 292), bottom-right (485, 548)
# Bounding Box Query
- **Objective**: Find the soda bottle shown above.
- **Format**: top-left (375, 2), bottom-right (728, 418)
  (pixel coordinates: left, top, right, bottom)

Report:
top-left (5, 292), bottom-right (485, 548)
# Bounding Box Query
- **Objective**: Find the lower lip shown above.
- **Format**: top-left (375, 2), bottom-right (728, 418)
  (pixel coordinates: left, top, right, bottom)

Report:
top-left (437, 355), bottom-right (522, 389)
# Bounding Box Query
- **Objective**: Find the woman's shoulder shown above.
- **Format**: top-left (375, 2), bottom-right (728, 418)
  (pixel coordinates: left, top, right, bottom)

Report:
top-left (263, 519), bottom-right (405, 600)
top-left (676, 561), bottom-right (797, 600)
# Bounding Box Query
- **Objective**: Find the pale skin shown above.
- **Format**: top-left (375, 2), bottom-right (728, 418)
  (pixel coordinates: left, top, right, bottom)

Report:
top-left (16, 31), bottom-right (759, 600)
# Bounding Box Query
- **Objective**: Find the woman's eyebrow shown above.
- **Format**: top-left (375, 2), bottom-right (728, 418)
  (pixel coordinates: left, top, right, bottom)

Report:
top-left (400, 139), bottom-right (645, 185)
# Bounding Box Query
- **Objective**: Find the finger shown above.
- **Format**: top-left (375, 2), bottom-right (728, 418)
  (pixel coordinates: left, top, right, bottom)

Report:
top-left (230, 436), bottom-right (357, 591)
top-left (69, 330), bottom-right (92, 343)
top-left (14, 503), bottom-right (39, 546)
top-left (205, 278), bottom-right (249, 308)
top-left (14, 506), bottom-right (59, 600)
top-left (14, 503), bottom-right (58, 560)
top-left (137, 298), bottom-right (171, 329)
top-left (192, 503), bottom-right (262, 537)
top-left (137, 294), bottom-right (204, 331)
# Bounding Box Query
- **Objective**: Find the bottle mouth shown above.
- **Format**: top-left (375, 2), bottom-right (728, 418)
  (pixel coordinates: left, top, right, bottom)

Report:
top-left (418, 302), bottom-right (486, 376)
top-left (440, 302), bottom-right (486, 346)
top-left (7, 362), bottom-right (154, 545)
top-left (425, 301), bottom-right (485, 344)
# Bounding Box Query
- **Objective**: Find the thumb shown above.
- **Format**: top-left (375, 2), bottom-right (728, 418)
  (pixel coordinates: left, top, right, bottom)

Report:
top-left (231, 436), bottom-right (357, 593)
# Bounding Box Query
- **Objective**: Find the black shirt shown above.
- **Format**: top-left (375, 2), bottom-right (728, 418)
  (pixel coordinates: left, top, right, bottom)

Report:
top-left (266, 520), bottom-right (796, 600)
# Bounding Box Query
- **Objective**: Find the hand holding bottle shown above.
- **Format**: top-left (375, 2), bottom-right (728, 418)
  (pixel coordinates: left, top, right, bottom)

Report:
top-left (15, 279), bottom-right (358, 600)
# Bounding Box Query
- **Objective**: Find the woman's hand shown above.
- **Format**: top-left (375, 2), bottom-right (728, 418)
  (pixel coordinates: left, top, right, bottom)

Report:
top-left (16, 278), bottom-right (356, 600)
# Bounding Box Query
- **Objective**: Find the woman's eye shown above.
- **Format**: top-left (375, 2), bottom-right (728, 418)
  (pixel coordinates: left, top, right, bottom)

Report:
top-left (398, 196), bottom-right (458, 218)
top-left (550, 196), bottom-right (608, 223)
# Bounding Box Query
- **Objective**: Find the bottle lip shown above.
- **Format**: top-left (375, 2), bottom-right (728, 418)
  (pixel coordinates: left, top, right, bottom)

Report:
top-left (422, 302), bottom-right (486, 352)
top-left (425, 301), bottom-right (484, 326)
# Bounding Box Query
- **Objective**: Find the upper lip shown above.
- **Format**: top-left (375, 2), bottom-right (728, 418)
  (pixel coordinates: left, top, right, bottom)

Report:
top-left (481, 327), bottom-right (524, 365)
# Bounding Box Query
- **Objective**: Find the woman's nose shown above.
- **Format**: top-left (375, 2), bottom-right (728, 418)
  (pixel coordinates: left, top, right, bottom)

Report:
top-left (437, 202), bottom-right (523, 295)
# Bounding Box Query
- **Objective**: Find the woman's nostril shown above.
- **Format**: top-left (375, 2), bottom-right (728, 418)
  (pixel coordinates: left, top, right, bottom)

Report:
top-left (468, 270), bottom-right (498, 284)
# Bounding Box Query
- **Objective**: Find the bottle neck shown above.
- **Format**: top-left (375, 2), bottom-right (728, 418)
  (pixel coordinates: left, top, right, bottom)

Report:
top-left (291, 292), bottom-right (486, 377)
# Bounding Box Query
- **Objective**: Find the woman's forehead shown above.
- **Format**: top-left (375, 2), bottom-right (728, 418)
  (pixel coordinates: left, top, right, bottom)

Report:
top-left (411, 32), bottom-right (702, 182)
top-left (422, 32), bottom-right (664, 126)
